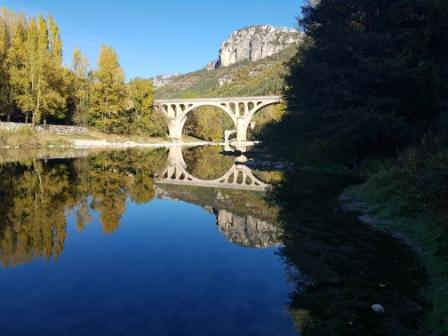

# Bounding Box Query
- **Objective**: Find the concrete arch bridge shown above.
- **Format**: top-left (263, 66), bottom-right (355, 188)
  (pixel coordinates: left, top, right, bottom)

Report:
top-left (154, 96), bottom-right (283, 141)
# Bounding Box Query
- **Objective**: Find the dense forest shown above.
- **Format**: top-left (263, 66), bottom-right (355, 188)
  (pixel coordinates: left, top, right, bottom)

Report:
top-left (262, 0), bottom-right (448, 333)
top-left (0, 8), bottom-right (166, 136)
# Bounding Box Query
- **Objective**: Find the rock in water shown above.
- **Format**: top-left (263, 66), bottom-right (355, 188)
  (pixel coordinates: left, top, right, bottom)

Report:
top-left (371, 304), bottom-right (386, 314)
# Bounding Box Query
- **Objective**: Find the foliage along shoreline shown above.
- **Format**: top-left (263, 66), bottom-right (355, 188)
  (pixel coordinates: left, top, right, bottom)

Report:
top-left (260, 1), bottom-right (448, 334)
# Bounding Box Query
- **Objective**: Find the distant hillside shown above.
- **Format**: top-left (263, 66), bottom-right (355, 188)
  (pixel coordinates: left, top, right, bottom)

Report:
top-left (155, 45), bottom-right (297, 99)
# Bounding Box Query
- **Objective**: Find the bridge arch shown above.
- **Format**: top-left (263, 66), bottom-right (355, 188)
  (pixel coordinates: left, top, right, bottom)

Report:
top-left (176, 103), bottom-right (237, 141)
top-left (155, 96), bottom-right (283, 141)
top-left (156, 146), bottom-right (270, 191)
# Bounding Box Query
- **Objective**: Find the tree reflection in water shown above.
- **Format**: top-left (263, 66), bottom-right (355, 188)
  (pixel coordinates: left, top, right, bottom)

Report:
top-left (0, 149), bottom-right (168, 266)
top-left (0, 146), bottom-right (279, 266)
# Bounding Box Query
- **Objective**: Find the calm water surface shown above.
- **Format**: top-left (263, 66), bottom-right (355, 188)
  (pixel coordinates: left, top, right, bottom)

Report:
top-left (0, 146), bottom-right (426, 336)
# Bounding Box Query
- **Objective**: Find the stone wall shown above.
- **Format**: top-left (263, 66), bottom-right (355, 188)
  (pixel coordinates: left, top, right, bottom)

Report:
top-left (0, 122), bottom-right (88, 135)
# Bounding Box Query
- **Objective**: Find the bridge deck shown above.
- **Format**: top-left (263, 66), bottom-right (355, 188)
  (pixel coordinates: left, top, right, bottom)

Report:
top-left (155, 96), bottom-right (283, 104)
top-left (155, 179), bottom-right (269, 192)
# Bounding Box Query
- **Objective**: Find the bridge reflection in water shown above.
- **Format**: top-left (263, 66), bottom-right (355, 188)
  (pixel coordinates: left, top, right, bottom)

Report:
top-left (155, 146), bottom-right (281, 248)
top-left (155, 146), bottom-right (270, 192)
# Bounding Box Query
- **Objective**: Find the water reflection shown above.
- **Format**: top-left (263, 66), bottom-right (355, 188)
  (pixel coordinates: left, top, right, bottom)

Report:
top-left (0, 146), bottom-right (278, 267)
top-left (158, 146), bottom-right (269, 191)
top-left (0, 146), bottom-right (297, 336)
top-left (156, 184), bottom-right (282, 248)
top-left (271, 169), bottom-right (426, 335)
top-left (215, 209), bottom-right (282, 248)
top-left (0, 147), bottom-right (426, 336)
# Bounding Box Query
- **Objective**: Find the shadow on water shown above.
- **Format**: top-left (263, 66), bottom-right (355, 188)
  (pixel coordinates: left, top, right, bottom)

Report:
top-left (269, 168), bottom-right (427, 335)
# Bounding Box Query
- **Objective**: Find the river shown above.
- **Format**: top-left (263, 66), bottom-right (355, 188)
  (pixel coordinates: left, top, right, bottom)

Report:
top-left (0, 146), bottom-right (426, 336)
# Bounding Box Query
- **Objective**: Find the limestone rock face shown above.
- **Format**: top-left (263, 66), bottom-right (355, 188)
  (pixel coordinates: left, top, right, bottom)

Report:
top-left (216, 209), bottom-right (282, 248)
top-left (215, 25), bottom-right (303, 68)
top-left (152, 74), bottom-right (180, 89)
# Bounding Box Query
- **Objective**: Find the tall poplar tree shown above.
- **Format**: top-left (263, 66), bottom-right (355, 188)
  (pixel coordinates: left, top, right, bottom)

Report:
top-left (8, 14), bottom-right (67, 124)
top-left (44, 15), bottom-right (67, 122)
top-left (71, 47), bottom-right (90, 125)
top-left (0, 17), bottom-right (11, 120)
top-left (4, 9), bottom-right (28, 122)
top-left (48, 16), bottom-right (62, 64)
top-left (9, 17), bottom-right (38, 123)
top-left (89, 45), bottom-right (127, 132)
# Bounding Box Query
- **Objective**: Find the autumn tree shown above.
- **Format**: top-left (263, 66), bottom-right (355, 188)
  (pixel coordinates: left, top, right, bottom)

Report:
top-left (128, 78), bottom-right (153, 114)
top-left (45, 15), bottom-right (67, 122)
top-left (8, 17), bottom-right (32, 122)
top-left (0, 16), bottom-right (11, 120)
top-left (70, 47), bottom-right (90, 125)
top-left (89, 45), bottom-right (127, 132)
top-left (128, 78), bottom-right (167, 136)
top-left (8, 15), bottom-right (67, 124)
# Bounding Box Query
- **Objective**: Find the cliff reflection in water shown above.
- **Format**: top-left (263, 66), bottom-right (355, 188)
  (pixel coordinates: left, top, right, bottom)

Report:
top-left (216, 210), bottom-right (281, 248)
top-left (0, 146), bottom-right (281, 266)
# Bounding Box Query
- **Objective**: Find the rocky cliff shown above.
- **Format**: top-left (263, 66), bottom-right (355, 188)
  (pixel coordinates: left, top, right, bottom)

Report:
top-left (152, 73), bottom-right (180, 89)
top-left (211, 25), bottom-right (303, 69)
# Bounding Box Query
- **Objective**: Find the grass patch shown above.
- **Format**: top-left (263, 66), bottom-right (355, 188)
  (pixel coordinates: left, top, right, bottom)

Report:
top-left (0, 128), bottom-right (71, 149)
top-left (0, 127), bottom-right (174, 149)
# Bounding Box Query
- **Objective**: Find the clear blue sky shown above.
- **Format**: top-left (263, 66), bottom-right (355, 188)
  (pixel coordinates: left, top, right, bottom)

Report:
top-left (2, 0), bottom-right (305, 79)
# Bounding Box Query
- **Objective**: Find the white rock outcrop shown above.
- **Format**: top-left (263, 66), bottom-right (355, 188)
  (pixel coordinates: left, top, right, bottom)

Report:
top-left (214, 25), bottom-right (303, 68)
top-left (152, 74), bottom-right (180, 89)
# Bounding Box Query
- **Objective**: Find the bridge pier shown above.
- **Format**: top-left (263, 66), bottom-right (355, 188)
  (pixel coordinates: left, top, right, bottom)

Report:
top-left (168, 118), bottom-right (180, 139)
top-left (236, 117), bottom-right (248, 142)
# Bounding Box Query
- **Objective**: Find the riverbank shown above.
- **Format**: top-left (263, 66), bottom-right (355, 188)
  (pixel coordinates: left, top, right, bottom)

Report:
top-left (251, 142), bottom-right (444, 334)
top-left (267, 167), bottom-right (426, 335)
top-left (0, 127), bottom-right (172, 149)
top-left (251, 138), bottom-right (447, 335)
top-left (0, 127), bottom-right (259, 150)
top-left (341, 182), bottom-right (447, 335)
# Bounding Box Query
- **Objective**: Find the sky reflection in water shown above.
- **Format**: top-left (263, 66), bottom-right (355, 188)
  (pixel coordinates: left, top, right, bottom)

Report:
top-left (0, 146), bottom-right (298, 336)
